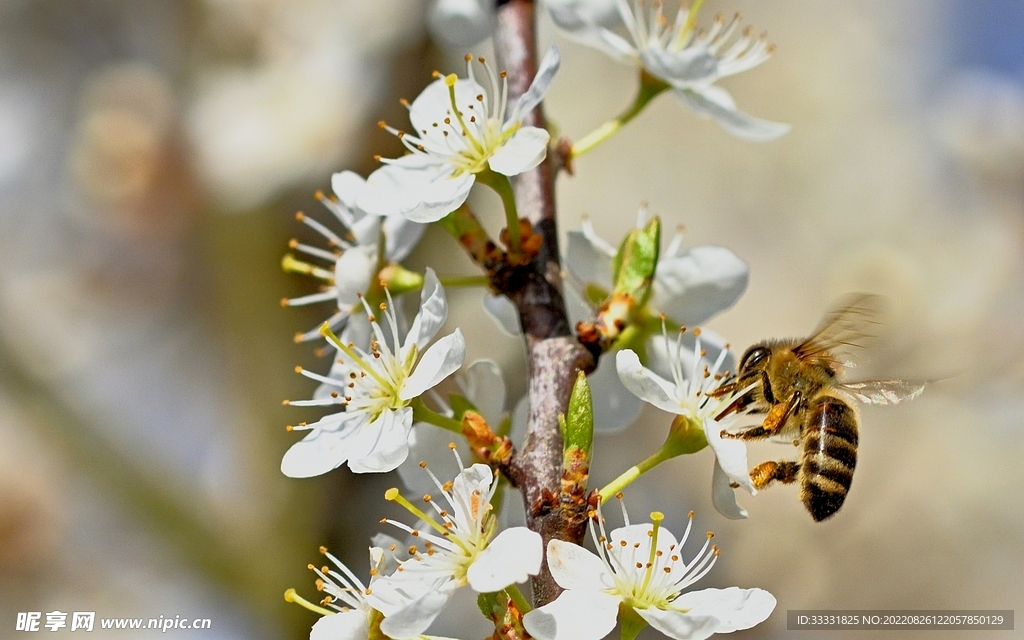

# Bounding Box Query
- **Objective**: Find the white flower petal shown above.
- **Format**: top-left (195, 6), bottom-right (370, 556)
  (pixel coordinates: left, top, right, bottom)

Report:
top-left (482, 293), bottom-right (522, 336)
top-left (398, 423), bottom-right (472, 494)
top-left (508, 46), bottom-right (561, 123)
top-left (310, 609), bottom-right (369, 640)
top-left (706, 421), bottom-right (756, 495)
top-left (349, 212), bottom-right (383, 247)
top-left (458, 359), bottom-right (507, 425)
top-left (400, 171), bottom-right (476, 223)
top-left (488, 126), bottom-right (550, 176)
top-left (545, 0), bottom-right (631, 61)
top-left (711, 458), bottom-right (748, 520)
top-left (409, 77), bottom-right (486, 141)
top-left (360, 156), bottom-right (475, 223)
top-left (635, 607), bottom-right (721, 640)
top-left (510, 395), bottom-right (529, 445)
top-left (545, 539), bottom-right (612, 592)
top-left (652, 246), bottom-right (749, 326)
top-left (383, 215), bottom-right (427, 263)
top-left (609, 523), bottom-right (678, 552)
top-left (588, 353), bottom-right (642, 433)
top-left (334, 245), bottom-right (377, 308)
top-left (467, 527), bottom-right (542, 592)
top-left (675, 86), bottom-right (790, 142)
top-left (451, 463), bottom-right (494, 504)
top-left (615, 349), bottom-right (685, 414)
top-left (428, 0), bottom-right (494, 48)
top-left (639, 47), bottom-right (717, 85)
top-left (341, 312), bottom-right (373, 349)
top-left (330, 170), bottom-right (366, 223)
top-left (670, 587), bottom-right (777, 633)
top-left (562, 280), bottom-right (596, 328)
top-left (523, 589), bottom-right (620, 640)
top-left (330, 170), bottom-right (365, 204)
top-left (645, 328), bottom-right (735, 384)
top-left (400, 330), bottom-right (466, 401)
top-left (280, 414), bottom-right (362, 478)
top-left (565, 230), bottom-right (613, 291)
top-left (407, 268), bottom-right (449, 351)
top-left (347, 408), bottom-right (413, 474)
top-left (377, 582), bottom-right (457, 639)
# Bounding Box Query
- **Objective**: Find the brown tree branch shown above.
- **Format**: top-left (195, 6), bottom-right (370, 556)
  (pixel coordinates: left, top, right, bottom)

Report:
top-left (493, 0), bottom-right (595, 607)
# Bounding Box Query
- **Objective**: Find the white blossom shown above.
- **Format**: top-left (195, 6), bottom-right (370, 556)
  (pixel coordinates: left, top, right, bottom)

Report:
top-left (358, 47), bottom-right (561, 223)
top-left (281, 270), bottom-right (466, 477)
top-left (616, 327), bottom-right (755, 519)
top-left (285, 546), bottom-right (385, 640)
top-left (561, 208), bottom-right (747, 430)
top-left (546, 0), bottom-right (789, 140)
top-left (523, 506), bottom-right (775, 640)
top-left (283, 170), bottom-right (426, 343)
top-left (368, 459), bottom-right (543, 638)
top-left (398, 359), bottom-right (508, 494)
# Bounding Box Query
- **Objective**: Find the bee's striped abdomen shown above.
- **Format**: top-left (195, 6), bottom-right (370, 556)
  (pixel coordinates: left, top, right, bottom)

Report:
top-left (800, 396), bottom-right (858, 521)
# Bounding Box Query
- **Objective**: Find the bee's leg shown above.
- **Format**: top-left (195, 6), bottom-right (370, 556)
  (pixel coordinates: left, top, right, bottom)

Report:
top-left (715, 370), bottom-right (775, 420)
top-left (749, 460), bottom-right (800, 490)
top-left (707, 380), bottom-right (741, 397)
top-left (721, 391), bottom-right (802, 440)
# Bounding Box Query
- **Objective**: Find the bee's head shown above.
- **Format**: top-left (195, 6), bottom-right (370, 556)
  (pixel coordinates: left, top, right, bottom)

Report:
top-left (738, 344), bottom-right (771, 378)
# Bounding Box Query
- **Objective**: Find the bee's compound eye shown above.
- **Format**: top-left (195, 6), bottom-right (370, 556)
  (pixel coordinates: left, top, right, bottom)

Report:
top-left (740, 346), bottom-right (770, 372)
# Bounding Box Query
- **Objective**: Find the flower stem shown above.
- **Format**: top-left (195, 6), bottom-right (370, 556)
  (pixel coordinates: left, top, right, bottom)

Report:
top-left (410, 397), bottom-right (463, 433)
top-left (504, 584), bottom-right (533, 614)
top-left (476, 169), bottom-right (521, 252)
top-left (598, 443), bottom-right (677, 504)
top-left (570, 72), bottom-right (670, 159)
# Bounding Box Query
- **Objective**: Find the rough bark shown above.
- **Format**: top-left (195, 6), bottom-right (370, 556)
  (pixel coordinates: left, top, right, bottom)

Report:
top-left (493, 0), bottom-right (595, 607)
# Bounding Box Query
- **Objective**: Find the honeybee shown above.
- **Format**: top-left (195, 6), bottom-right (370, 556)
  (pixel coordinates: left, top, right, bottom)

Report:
top-left (713, 294), bottom-right (926, 522)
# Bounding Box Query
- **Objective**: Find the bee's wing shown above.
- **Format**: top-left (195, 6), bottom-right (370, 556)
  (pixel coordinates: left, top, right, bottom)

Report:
top-left (793, 293), bottom-right (883, 364)
top-left (840, 380), bottom-right (927, 405)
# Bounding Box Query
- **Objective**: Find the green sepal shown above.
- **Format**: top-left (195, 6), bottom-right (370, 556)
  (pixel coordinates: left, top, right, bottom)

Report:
top-left (611, 216), bottom-right (660, 305)
top-left (563, 371), bottom-right (594, 459)
top-left (585, 283), bottom-right (610, 307)
top-left (367, 609), bottom-right (388, 640)
top-left (477, 590), bottom-right (528, 638)
top-left (379, 263), bottom-right (424, 295)
top-left (662, 414), bottom-right (710, 458)
top-left (447, 393), bottom-right (478, 422)
top-left (477, 590), bottom-right (502, 620)
top-left (618, 602), bottom-right (650, 640)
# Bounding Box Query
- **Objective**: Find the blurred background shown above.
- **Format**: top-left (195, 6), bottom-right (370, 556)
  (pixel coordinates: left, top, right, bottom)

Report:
top-left (0, 0), bottom-right (1021, 638)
